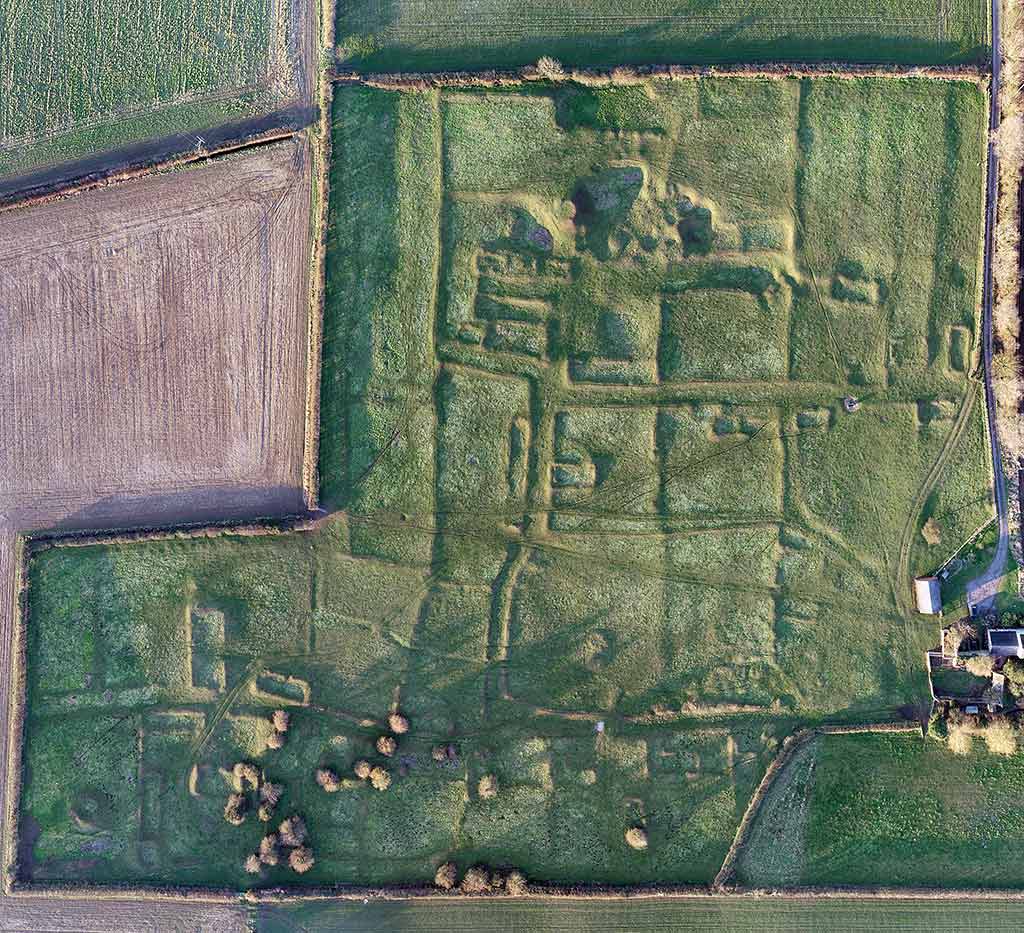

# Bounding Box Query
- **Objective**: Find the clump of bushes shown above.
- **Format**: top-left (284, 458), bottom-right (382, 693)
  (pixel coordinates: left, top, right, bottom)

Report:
top-left (370, 766), bottom-right (392, 791)
top-left (980, 717), bottom-right (1018, 755)
top-left (389, 712), bottom-right (410, 734)
top-left (266, 710), bottom-right (289, 750)
top-left (316, 768), bottom-right (341, 792)
top-left (505, 870), bottom-right (528, 896)
top-left (965, 654), bottom-right (995, 677)
top-left (1004, 657), bottom-right (1024, 690)
top-left (279, 815), bottom-right (308, 848)
top-left (233, 761), bottom-right (261, 792)
top-left (534, 56), bottom-right (565, 80)
top-left (477, 774), bottom-right (499, 799)
top-left (625, 826), bottom-right (648, 850)
top-left (434, 862), bottom-right (528, 895)
top-left (946, 709), bottom-right (1018, 756)
top-left (244, 853), bottom-right (261, 875)
top-left (460, 865), bottom-right (491, 893)
top-left (223, 793), bottom-right (247, 826)
top-left (353, 759), bottom-right (372, 780)
top-left (259, 782), bottom-right (283, 822)
top-left (432, 743), bottom-right (457, 763)
top-left (289, 845), bottom-right (315, 874)
top-left (434, 861), bottom-right (457, 890)
top-left (376, 735), bottom-right (397, 757)
top-left (259, 833), bottom-right (280, 866)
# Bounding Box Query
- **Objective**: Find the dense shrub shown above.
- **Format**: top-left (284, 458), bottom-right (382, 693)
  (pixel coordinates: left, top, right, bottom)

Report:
top-left (316, 768), bottom-right (341, 792)
top-left (224, 793), bottom-right (247, 826)
top-left (376, 735), bottom-right (397, 757)
top-left (244, 853), bottom-right (262, 874)
top-left (965, 654), bottom-right (994, 677)
top-left (354, 759), bottom-right (372, 779)
top-left (1004, 658), bottom-right (1024, 689)
top-left (431, 745), bottom-right (447, 762)
top-left (272, 710), bottom-right (290, 733)
top-left (505, 870), bottom-right (528, 896)
top-left (535, 56), bottom-right (565, 80)
top-left (983, 718), bottom-right (1018, 755)
top-left (261, 782), bottom-right (284, 806)
top-left (434, 861), bottom-right (457, 890)
top-left (625, 827), bottom-right (648, 850)
top-left (289, 845), bottom-right (315, 874)
top-left (259, 833), bottom-right (280, 866)
top-left (460, 865), bottom-right (491, 893)
top-left (233, 761), bottom-right (261, 791)
top-left (370, 766), bottom-right (392, 791)
top-left (266, 732), bottom-right (286, 750)
top-left (279, 815), bottom-right (308, 847)
top-left (388, 713), bottom-right (410, 734)
top-left (478, 774), bottom-right (499, 799)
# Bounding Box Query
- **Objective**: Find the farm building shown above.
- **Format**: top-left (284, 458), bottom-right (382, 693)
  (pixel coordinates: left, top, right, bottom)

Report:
top-left (987, 628), bottom-right (1024, 658)
top-left (914, 576), bottom-right (942, 615)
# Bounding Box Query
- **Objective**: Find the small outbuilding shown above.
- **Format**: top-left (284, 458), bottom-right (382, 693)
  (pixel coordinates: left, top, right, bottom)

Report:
top-left (913, 576), bottom-right (942, 615)
top-left (987, 628), bottom-right (1024, 659)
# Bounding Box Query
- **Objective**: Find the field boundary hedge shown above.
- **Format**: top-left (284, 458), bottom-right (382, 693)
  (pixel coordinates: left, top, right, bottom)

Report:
top-left (336, 61), bottom-right (988, 92)
top-left (299, 0), bottom-right (339, 513)
top-left (0, 127), bottom-right (304, 212)
top-left (1, 537), bottom-right (25, 894)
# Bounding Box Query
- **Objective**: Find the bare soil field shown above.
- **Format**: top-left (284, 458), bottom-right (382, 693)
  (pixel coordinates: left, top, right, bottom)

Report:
top-left (0, 137), bottom-right (315, 534)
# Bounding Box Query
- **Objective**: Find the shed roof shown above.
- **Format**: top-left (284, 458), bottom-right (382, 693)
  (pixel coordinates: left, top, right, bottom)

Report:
top-left (914, 576), bottom-right (941, 615)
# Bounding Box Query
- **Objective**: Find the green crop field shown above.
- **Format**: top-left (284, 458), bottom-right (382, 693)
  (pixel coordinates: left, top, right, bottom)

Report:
top-left (17, 74), bottom-right (992, 890)
top-left (335, 0), bottom-right (990, 72)
top-left (739, 732), bottom-right (1024, 888)
top-left (257, 896), bottom-right (1024, 933)
top-left (0, 0), bottom-right (301, 178)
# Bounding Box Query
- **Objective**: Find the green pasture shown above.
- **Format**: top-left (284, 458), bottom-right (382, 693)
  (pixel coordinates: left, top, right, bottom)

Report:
top-left (335, 0), bottom-right (989, 72)
top-left (19, 75), bottom-right (992, 889)
top-left (739, 732), bottom-right (1024, 888)
top-left (0, 0), bottom-right (289, 177)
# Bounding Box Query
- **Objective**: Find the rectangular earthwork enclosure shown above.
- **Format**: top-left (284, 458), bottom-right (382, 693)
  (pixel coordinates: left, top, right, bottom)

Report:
top-left (15, 75), bottom-right (994, 893)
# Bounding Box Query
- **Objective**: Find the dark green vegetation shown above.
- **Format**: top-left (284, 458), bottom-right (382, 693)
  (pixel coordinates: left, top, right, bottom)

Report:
top-left (335, 0), bottom-right (989, 72)
top-left (257, 897), bottom-right (1024, 932)
top-left (0, 0), bottom-right (300, 177)
top-left (934, 518), bottom-right (1023, 615)
top-left (740, 732), bottom-right (1024, 888)
top-left (21, 75), bottom-right (990, 889)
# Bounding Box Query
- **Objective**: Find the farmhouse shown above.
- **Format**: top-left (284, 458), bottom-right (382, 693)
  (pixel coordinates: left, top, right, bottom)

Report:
top-left (914, 576), bottom-right (942, 615)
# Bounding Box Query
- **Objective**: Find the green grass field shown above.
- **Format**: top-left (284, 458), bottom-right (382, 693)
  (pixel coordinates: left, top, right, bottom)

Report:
top-left (0, 0), bottom-right (296, 177)
top-left (740, 732), bottom-right (1024, 888)
top-left (335, 0), bottom-right (990, 72)
top-left (18, 74), bottom-right (991, 890)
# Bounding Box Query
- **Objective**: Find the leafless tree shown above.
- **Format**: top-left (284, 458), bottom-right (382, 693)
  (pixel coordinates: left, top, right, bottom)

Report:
top-left (434, 861), bottom-right (457, 890)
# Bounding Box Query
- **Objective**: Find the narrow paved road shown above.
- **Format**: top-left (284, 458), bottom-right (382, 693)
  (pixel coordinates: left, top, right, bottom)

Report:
top-left (966, 0), bottom-right (1009, 615)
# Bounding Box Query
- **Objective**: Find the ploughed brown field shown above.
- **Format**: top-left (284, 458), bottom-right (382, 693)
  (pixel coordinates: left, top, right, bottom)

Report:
top-left (0, 137), bottom-right (315, 533)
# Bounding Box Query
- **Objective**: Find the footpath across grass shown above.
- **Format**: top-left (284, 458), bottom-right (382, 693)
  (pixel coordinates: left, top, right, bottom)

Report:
top-left (741, 731), bottom-right (1024, 888)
